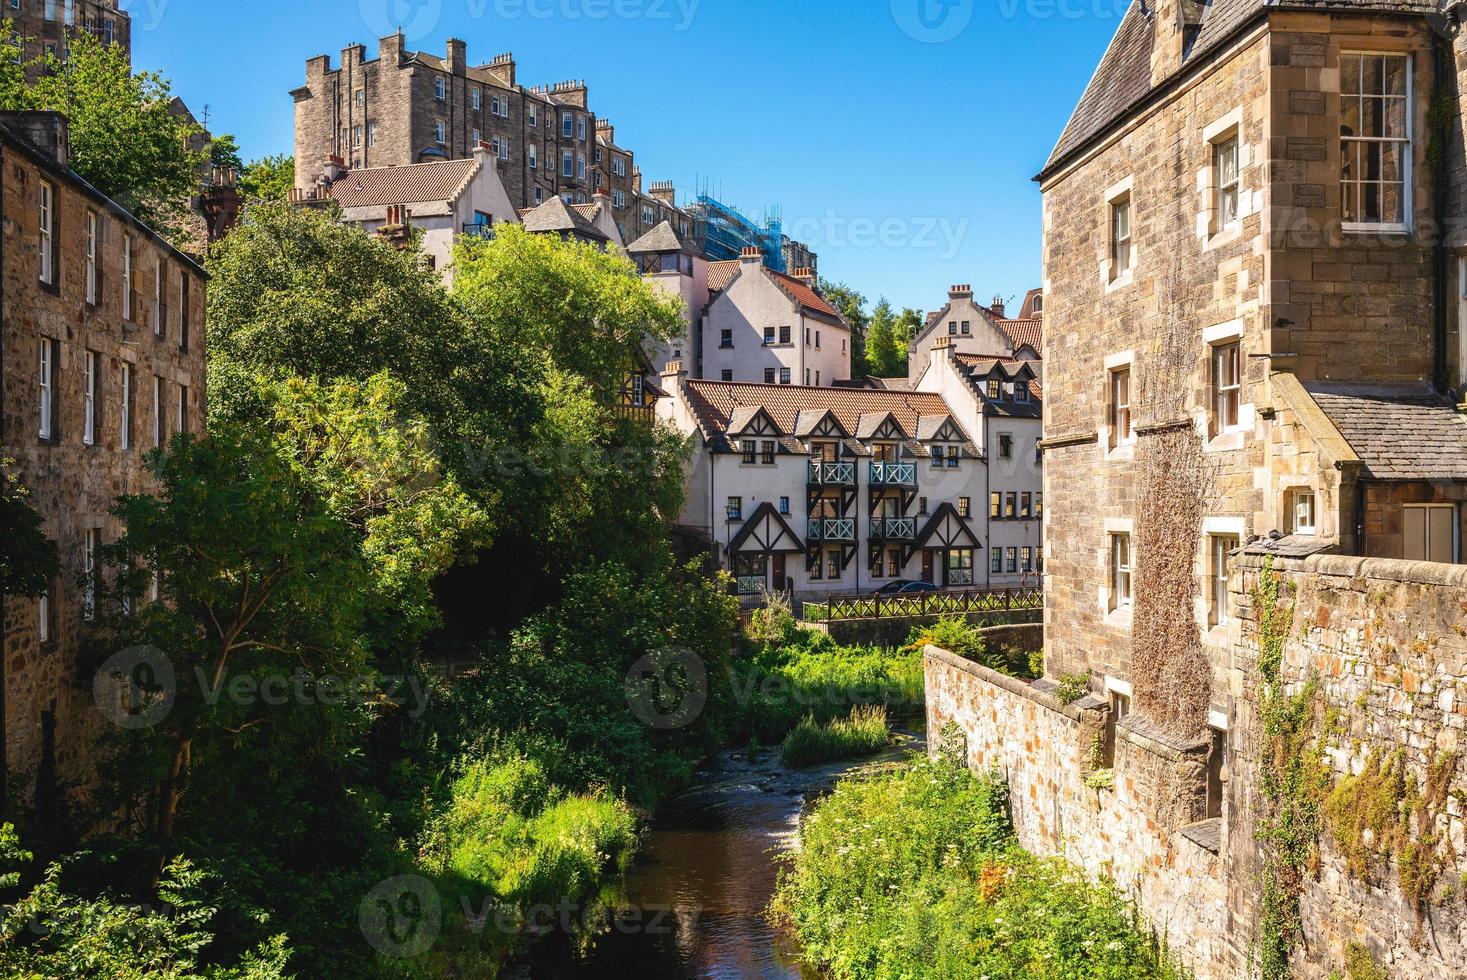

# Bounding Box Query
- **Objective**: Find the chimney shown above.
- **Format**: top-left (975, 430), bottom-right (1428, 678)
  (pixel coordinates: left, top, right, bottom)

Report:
top-left (661, 359), bottom-right (687, 389)
top-left (378, 205), bottom-right (412, 248)
top-left (446, 38), bottom-right (467, 75)
top-left (343, 43), bottom-right (366, 67)
top-left (323, 154), bottom-right (347, 184)
top-left (740, 246), bottom-right (763, 266)
top-left (948, 283), bottom-right (973, 300)
top-left (932, 335), bottom-right (954, 352)
top-left (792, 267), bottom-right (817, 288)
top-left (379, 32), bottom-right (405, 65)
top-left (991, 295), bottom-right (1006, 318)
top-left (596, 119), bottom-right (616, 145)
top-left (1149, 0), bottom-right (1204, 86)
top-left (649, 180), bottom-right (676, 207)
top-left (0, 111), bottom-right (69, 166)
top-left (484, 52), bottom-right (515, 87)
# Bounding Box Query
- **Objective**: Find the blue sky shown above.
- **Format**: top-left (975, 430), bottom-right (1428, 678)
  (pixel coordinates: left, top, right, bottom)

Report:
top-left (134, 0), bottom-right (1126, 312)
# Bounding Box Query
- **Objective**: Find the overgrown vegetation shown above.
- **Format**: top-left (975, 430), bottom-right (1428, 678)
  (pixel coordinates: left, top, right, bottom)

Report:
top-left (1057, 671), bottom-right (1091, 705)
top-left (904, 616), bottom-right (1041, 679)
top-left (772, 756), bottom-right (1193, 979)
top-left (779, 706), bottom-right (891, 768)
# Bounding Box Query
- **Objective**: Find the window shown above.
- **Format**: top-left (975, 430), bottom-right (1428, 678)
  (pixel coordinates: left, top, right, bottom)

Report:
top-left (152, 376), bottom-right (164, 448)
top-left (529, 144), bottom-right (538, 169)
top-left (815, 331), bottom-right (821, 349)
top-left (1340, 53), bottom-right (1411, 230)
top-left (1210, 535), bottom-right (1239, 626)
top-left (1005, 493), bottom-right (1018, 519)
top-left (1109, 194), bottom-right (1132, 281)
top-left (83, 528), bottom-right (97, 621)
top-left (1110, 367), bottom-right (1132, 446)
top-left (1291, 490), bottom-right (1318, 535)
top-left (577, 115), bottom-right (586, 140)
top-left (779, 496), bottom-right (790, 515)
top-left (958, 497), bottom-right (971, 518)
top-left (529, 104), bottom-right (538, 128)
top-left (120, 361), bottom-right (132, 451)
top-left (741, 440), bottom-right (756, 465)
top-left (761, 441), bottom-right (776, 465)
top-left (1020, 492), bottom-right (1033, 518)
top-left (122, 235), bottom-right (133, 320)
top-left (38, 181), bottom-right (54, 285)
top-left (178, 385), bottom-right (188, 433)
top-left (987, 379), bottom-right (1001, 400)
top-left (721, 369), bottom-right (733, 382)
top-left (826, 550), bottom-right (841, 580)
top-left (727, 496), bottom-right (743, 520)
top-left (352, 125), bottom-right (363, 147)
top-left (562, 150), bottom-right (573, 178)
top-left (435, 121), bottom-right (446, 144)
top-left (1021, 547), bottom-right (1034, 572)
top-left (562, 111), bottom-right (573, 138)
top-left (38, 590), bottom-right (51, 644)
top-left (948, 321), bottom-right (957, 336)
top-left (154, 259), bottom-right (164, 336)
top-left (83, 350), bottom-right (99, 446)
top-left (85, 211), bottom-right (98, 304)
top-left (1002, 547), bottom-right (1016, 573)
top-left (991, 550), bottom-right (1004, 575)
top-left (37, 338), bottom-right (57, 440)
top-left (780, 368), bottom-right (791, 385)
top-left (472, 87), bottom-right (481, 111)
top-left (990, 492), bottom-right (1002, 519)
top-left (999, 434), bottom-right (1013, 459)
top-left (1404, 504), bottom-right (1458, 564)
top-left (763, 326), bottom-right (775, 346)
top-left (1215, 135), bottom-right (1240, 228)
top-left (1212, 341), bottom-right (1241, 431)
top-left (368, 123), bottom-right (378, 147)
top-left (1110, 534), bottom-right (1132, 611)
top-left (764, 368), bottom-right (776, 384)
top-left (472, 128), bottom-right (482, 146)
top-left (1110, 689), bottom-right (1131, 722)
top-left (1015, 381), bottom-right (1030, 402)
top-left (497, 137), bottom-right (509, 161)
top-left (720, 328), bottom-right (733, 349)
top-left (919, 496), bottom-right (929, 515)
top-left (180, 275), bottom-right (190, 353)
top-left (779, 325), bottom-right (791, 345)
top-left (930, 445), bottom-right (946, 469)
top-left (434, 77), bottom-right (446, 101)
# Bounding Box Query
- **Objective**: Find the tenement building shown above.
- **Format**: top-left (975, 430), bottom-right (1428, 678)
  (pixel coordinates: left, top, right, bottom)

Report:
top-left (292, 36), bottom-right (697, 246)
top-left (0, 112), bottom-right (206, 795)
top-left (928, 2), bottom-right (1467, 977)
top-left (6, 0), bottom-right (130, 67)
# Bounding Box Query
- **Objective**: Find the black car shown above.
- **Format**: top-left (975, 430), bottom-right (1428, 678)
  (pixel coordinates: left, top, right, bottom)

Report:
top-left (873, 580), bottom-right (939, 595)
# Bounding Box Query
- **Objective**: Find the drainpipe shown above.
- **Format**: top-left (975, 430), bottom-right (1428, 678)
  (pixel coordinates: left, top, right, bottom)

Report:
top-left (984, 415), bottom-right (993, 589)
top-left (0, 139), bottom-right (8, 820)
top-left (1433, 31), bottom-right (1453, 395)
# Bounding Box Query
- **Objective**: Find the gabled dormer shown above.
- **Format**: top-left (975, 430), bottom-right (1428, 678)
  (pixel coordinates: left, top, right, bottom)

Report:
top-left (726, 405), bottom-right (782, 440)
top-left (793, 408), bottom-right (849, 443)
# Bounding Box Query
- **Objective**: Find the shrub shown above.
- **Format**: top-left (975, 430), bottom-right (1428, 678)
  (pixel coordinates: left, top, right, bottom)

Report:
top-left (1057, 671), bottom-right (1092, 705)
top-left (773, 758), bottom-right (1192, 979)
top-left (904, 616), bottom-right (1040, 679)
top-left (779, 706), bottom-right (891, 768)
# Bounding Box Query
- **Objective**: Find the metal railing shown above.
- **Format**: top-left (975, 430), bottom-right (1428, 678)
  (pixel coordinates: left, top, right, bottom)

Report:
top-left (869, 517), bottom-right (917, 540)
top-left (461, 222), bottom-right (495, 240)
top-left (736, 575), bottom-right (766, 596)
top-left (869, 462), bottom-right (917, 486)
top-left (807, 518), bottom-right (856, 542)
top-left (808, 461), bottom-right (855, 486)
top-left (804, 586), bottom-right (1042, 623)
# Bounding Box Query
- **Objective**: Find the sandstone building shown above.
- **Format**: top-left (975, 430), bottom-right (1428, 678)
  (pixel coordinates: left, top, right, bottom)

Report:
top-left (0, 112), bottom-right (206, 795)
top-left (975, 0), bottom-right (1467, 975)
top-left (6, 0), bottom-right (129, 67)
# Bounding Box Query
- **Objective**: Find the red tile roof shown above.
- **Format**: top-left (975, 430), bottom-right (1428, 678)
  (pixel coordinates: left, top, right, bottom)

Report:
top-left (682, 380), bottom-right (967, 443)
top-left (707, 260), bottom-right (740, 292)
top-left (998, 318), bottom-right (1043, 354)
top-left (769, 270), bottom-right (843, 322)
top-left (328, 158), bottom-right (478, 209)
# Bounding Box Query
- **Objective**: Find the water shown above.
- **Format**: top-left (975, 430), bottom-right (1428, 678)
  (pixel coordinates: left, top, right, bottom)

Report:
top-left (523, 736), bottom-right (921, 979)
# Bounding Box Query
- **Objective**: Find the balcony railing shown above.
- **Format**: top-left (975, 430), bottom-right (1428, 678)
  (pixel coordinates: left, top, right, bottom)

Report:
top-left (461, 222), bottom-right (495, 240)
top-left (869, 517), bottom-right (917, 541)
top-left (736, 576), bottom-right (766, 596)
top-left (804, 586), bottom-right (1043, 623)
top-left (869, 462), bottom-right (917, 486)
top-left (808, 461), bottom-right (856, 486)
top-left (948, 569), bottom-right (975, 587)
top-left (807, 518), bottom-right (856, 542)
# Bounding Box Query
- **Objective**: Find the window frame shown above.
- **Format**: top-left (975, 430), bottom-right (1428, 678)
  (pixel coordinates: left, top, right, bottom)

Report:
top-left (82, 349), bottom-right (99, 446)
top-left (1214, 133), bottom-right (1241, 231)
top-left (84, 210), bottom-right (98, 305)
top-left (1211, 340), bottom-right (1243, 433)
top-left (1209, 534), bottom-right (1240, 627)
top-left (120, 360), bottom-right (132, 451)
top-left (37, 337), bottom-right (57, 441)
top-left (38, 180), bottom-right (54, 286)
top-left (1339, 51), bottom-right (1413, 234)
top-left (1109, 532), bottom-right (1133, 612)
top-left (1110, 365), bottom-right (1132, 447)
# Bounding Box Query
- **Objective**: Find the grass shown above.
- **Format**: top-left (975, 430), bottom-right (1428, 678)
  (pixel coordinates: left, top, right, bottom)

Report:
top-left (779, 705), bottom-right (891, 767)
top-left (772, 754), bottom-right (1194, 980)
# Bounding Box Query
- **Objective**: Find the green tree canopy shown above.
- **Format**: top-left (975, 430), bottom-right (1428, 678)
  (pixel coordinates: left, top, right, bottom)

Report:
top-left (0, 460), bottom-right (58, 599)
top-left (819, 279), bottom-right (869, 378)
top-left (239, 154), bottom-right (294, 202)
top-left (0, 30), bottom-right (205, 233)
top-left (865, 298), bottom-right (903, 378)
top-left (209, 133), bottom-right (244, 172)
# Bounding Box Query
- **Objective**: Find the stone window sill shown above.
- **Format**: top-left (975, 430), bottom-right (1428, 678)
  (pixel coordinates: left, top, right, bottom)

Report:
top-left (1104, 606), bottom-right (1133, 630)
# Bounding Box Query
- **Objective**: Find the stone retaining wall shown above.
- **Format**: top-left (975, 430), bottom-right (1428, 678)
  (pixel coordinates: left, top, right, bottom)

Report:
top-left (805, 609), bottom-right (1041, 648)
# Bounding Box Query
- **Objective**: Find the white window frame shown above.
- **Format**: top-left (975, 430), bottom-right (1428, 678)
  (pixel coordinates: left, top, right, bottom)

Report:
top-left (152, 375), bottom-right (164, 448)
top-left (122, 233), bottom-right (133, 320)
top-left (83, 349), bottom-right (97, 446)
top-left (1211, 339), bottom-right (1242, 432)
top-left (529, 143), bottom-right (538, 170)
top-left (1404, 504), bottom-right (1459, 564)
top-left (1214, 134), bottom-right (1240, 230)
top-left (1209, 534), bottom-right (1240, 627)
top-left (1340, 52), bottom-right (1413, 234)
top-left (85, 211), bottom-right (97, 304)
top-left (38, 181), bottom-right (53, 285)
top-left (471, 87), bottom-right (481, 111)
top-left (435, 120), bottom-right (446, 145)
top-left (153, 257), bottom-right (163, 335)
top-left (1290, 489), bottom-right (1318, 535)
top-left (120, 360), bottom-right (132, 451)
top-left (434, 76), bottom-right (446, 101)
top-left (1109, 531), bottom-right (1132, 613)
top-left (38, 338), bottom-right (53, 439)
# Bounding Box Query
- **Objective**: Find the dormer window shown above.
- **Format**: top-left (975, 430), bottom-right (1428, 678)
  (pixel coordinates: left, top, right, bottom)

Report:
top-left (741, 440), bottom-right (757, 465)
top-left (1015, 381), bottom-right (1030, 402)
top-left (986, 379), bottom-right (1001, 400)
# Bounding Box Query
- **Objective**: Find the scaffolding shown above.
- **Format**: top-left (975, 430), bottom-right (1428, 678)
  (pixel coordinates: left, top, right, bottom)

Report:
top-left (690, 185), bottom-right (788, 273)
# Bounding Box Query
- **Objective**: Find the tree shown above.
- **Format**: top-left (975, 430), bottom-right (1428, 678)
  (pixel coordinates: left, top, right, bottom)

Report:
top-left (210, 133), bottom-right (244, 172)
top-left (239, 154), bottom-right (294, 202)
top-left (865, 299), bottom-right (902, 378)
top-left (0, 460), bottom-right (58, 600)
top-left (895, 307), bottom-right (923, 368)
top-left (819, 279), bottom-right (870, 378)
top-left (0, 31), bottom-right (205, 234)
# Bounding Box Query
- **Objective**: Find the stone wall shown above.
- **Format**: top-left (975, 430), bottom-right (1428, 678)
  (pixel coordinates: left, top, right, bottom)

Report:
top-left (808, 613), bottom-right (1040, 650)
top-left (928, 551), bottom-right (1467, 978)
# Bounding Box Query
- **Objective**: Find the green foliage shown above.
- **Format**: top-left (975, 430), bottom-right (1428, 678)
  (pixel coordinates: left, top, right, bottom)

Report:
top-left (1344, 940), bottom-right (1390, 980)
top-left (0, 824), bottom-right (291, 978)
top-left (239, 155), bottom-right (295, 202)
top-left (865, 299), bottom-right (903, 377)
top-left (746, 589), bottom-right (800, 647)
top-left (779, 706), bottom-right (890, 768)
top-left (0, 30), bottom-right (205, 233)
top-left (210, 134), bottom-right (244, 172)
top-left (1085, 768), bottom-right (1116, 791)
top-left (0, 459), bottom-right (58, 598)
top-left (773, 758), bottom-right (1189, 979)
top-left (904, 616), bottom-right (1040, 680)
top-left (732, 629), bottom-right (924, 744)
top-left (819, 279), bottom-right (869, 377)
top-left (1057, 672), bottom-right (1092, 705)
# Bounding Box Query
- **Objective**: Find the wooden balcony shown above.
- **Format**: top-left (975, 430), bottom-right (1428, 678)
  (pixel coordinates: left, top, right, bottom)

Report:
top-left (868, 462), bottom-right (917, 487)
top-left (807, 517), bottom-right (856, 542)
top-left (869, 517), bottom-right (918, 541)
top-left (808, 461), bottom-right (856, 487)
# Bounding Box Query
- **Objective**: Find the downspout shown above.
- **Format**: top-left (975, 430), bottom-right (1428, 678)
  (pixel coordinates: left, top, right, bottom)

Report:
top-left (0, 138), bottom-right (8, 819)
top-left (1432, 29), bottom-right (1453, 394)
top-left (984, 414), bottom-right (992, 588)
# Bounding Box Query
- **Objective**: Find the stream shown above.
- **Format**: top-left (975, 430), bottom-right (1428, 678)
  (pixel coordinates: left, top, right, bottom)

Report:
top-left (522, 734), bottom-right (923, 979)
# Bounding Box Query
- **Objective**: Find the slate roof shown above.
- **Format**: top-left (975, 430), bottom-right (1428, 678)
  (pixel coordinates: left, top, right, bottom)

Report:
top-left (1306, 382), bottom-right (1467, 481)
top-left (520, 196), bottom-right (608, 241)
top-left (1241, 534), bottom-right (1340, 558)
top-left (327, 158), bottom-right (478, 208)
top-left (707, 259), bottom-right (740, 292)
top-left (627, 220), bottom-right (687, 254)
top-left (1043, 0), bottom-right (1442, 177)
top-left (681, 380), bottom-right (974, 455)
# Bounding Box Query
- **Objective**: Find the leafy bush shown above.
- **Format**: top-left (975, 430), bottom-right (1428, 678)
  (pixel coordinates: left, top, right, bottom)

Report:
top-left (1058, 671), bottom-right (1093, 705)
top-left (779, 706), bottom-right (891, 768)
top-left (773, 758), bottom-right (1192, 979)
top-left (903, 616), bottom-right (1040, 680)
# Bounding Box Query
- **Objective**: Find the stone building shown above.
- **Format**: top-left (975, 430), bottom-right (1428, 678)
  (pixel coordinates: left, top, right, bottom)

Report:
top-left (6, 0), bottom-right (129, 68)
top-left (292, 36), bottom-right (699, 248)
top-left (1011, 0), bottom-right (1467, 975)
top-left (907, 284), bottom-right (1043, 384)
top-left (0, 112), bottom-right (206, 794)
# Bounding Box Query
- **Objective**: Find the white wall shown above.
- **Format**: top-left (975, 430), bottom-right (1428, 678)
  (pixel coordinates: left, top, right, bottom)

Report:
top-left (702, 259), bottom-right (851, 385)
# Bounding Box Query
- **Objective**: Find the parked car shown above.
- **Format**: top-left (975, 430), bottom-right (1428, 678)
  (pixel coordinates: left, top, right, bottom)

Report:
top-left (874, 580), bottom-right (939, 595)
